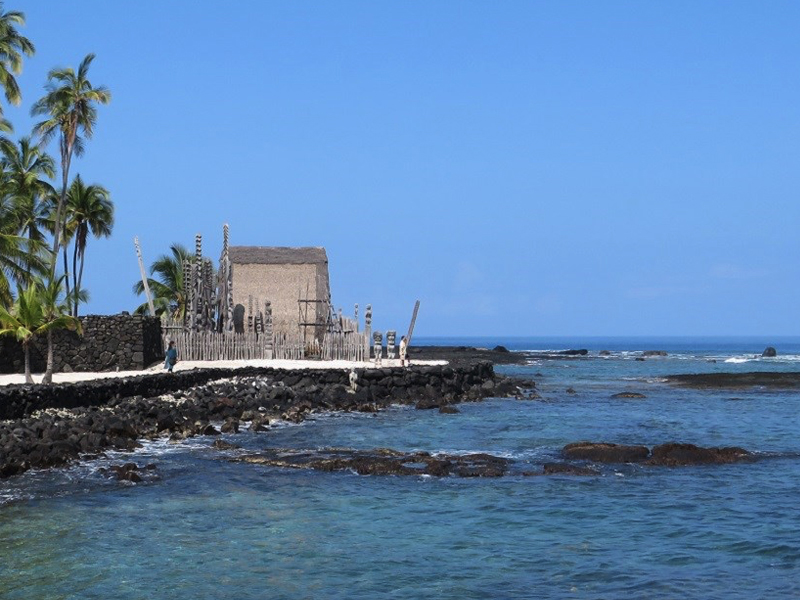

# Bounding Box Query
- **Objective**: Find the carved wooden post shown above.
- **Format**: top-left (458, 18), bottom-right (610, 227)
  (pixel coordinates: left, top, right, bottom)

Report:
top-left (372, 331), bottom-right (383, 366)
top-left (386, 330), bottom-right (396, 359)
top-left (202, 258), bottom-right (214, 331)
top-left (184, 258), bottom-right (194, 330)
top-left (364, 304), bottom-right (372, 361)
top-left (193, 234), bottom-right (204, 331)
top-left (134, 237), bottom-right (155, 316)
top-left (223, 224), bottom-right (234, 333)
top-left (354, 303), bottom-right (359, 332)
top-left (247, 295), bottom-right (254, 333)
top-left (216, 223), bottom-right (233, 333)
top-left (264, 300), bottom-right (273, 358)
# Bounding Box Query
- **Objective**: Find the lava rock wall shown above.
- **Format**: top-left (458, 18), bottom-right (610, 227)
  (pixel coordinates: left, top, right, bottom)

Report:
top-left (0, 362), bottom-right (495, 421)
top-left (0, 314), bottom-right (163, 375)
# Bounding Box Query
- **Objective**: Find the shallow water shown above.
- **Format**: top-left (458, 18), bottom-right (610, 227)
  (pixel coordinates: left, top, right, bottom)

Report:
top-left (2, 337), bottom-right (800, 599)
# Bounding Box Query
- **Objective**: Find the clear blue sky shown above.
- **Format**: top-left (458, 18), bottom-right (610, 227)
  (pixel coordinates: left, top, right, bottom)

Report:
top-left (7, 1), bottom-right (800, 336)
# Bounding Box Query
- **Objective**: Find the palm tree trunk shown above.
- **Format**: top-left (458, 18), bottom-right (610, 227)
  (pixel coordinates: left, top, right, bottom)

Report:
top-left (62, 243), bottom-right (71, 314)
top-left (23, 223), bottom-right (34, 286)
top-left (49, 136), bottom-right (74, 279)
top-left (23, 340), bottom-right (33, 384)
top-left (50, 176), bottom-right (68, 279)
top-left (42, 329), bottom-right (54, 384)
top-left (76, 247), bottom-right (86, 317)
top-left (72, 235), bottom-right (79, 317)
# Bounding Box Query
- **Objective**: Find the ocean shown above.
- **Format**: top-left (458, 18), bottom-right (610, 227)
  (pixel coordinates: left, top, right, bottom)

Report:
top-left (2, 337), bottom-right (800, 599)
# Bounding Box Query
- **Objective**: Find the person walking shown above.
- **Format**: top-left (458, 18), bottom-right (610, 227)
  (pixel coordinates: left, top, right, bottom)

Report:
top-left (165, 341), bottom-right (178, 372)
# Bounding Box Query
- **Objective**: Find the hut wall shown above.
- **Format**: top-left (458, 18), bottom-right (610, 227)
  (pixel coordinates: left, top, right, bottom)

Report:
top-left (315, 262), bottom-right (331, 323)
top-left (232, 263), bottom-right (326, 337)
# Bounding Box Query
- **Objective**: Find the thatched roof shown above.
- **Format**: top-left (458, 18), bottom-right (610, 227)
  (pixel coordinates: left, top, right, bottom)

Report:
top-left (230, 246), bottom-right (328, 265)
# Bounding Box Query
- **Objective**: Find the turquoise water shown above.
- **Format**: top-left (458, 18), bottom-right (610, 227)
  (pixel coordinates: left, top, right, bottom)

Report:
top-left (2, 337), bottom-right (800, 599)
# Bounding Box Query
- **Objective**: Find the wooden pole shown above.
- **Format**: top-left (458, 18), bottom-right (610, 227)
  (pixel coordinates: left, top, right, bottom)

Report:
top-left (405, 300), bottom-right (421, 345)
top-left (134, 237), bottom-right (156, 317)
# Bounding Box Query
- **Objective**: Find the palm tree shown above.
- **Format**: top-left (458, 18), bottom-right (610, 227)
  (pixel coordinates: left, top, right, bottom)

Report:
top-left (2, 137), bottom-right (55, 238)
top-left (39, 275), bottom-right (80, 383)
top-left (0, 3), bottom-right (34, 131)
top-left (0, 227), bottom-right (27, 306)
top-left (0, 279), bottom-right (80, 384)
top-left (1, 136), bottom-right (55, 280)
top-left (0, 193), bottom-right (46, 307)
top-left (133, 244), bottom-right (193, 319)
top-left (31, 53), bottom-right (110, 279)
top-left (41, 186), bottom-right (76, 311)
top-left (63, 174), bottom-right (113, 316)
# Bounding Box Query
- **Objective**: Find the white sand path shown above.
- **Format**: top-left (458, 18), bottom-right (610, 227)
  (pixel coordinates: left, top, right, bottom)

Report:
top-left (0, 358), bottom-right (446, 386)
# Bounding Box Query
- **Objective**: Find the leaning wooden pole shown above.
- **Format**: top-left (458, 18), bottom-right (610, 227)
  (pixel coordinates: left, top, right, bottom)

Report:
top-left (134, 237), bottom-right (156, 316)
top-left (405, 300), bottom-right (421, 345)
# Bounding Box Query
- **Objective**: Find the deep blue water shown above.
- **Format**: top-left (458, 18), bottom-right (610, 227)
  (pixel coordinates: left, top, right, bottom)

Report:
top-left (2, 337), bottom-right (800, 599)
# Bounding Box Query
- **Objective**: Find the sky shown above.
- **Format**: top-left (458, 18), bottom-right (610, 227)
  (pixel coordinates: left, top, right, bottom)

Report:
top-left (4, 1), bottom-right (800, 337)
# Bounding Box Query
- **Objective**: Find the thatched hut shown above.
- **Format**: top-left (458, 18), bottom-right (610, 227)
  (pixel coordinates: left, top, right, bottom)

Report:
top-left (229, 246), bottom-right (330, 340)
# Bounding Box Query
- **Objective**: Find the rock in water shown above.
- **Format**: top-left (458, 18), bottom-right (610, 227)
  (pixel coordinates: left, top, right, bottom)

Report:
top-left (492, 345), bottom-right (510, 353)
top-left (104, 462), bottom-right (143, 483)
top-left (233, 448), bottom-right (510, 478)
top-left (220, 418), bottom-right (239, 433)
top-left (563, 442), bottom-right (650, 463)
top-left (646, 443), bottom-right (751, 466)
top-left (212, 439), bottom-right (240, 450)
top-left (415, 398), bottom-right (441, 410)
top-left (762, 347), bottom-right (777, 357)
top-left (542, 462), bottom-right (599, 476)
top-left (642, 350), bottom-right (667, 357)
top-left (611, 392), bottom-right (646, 399)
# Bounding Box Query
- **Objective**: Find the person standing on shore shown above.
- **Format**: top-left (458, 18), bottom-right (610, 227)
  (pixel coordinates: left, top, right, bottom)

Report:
top-left (165, 341), bottom-right (178, 372)
top-left (399, 335), bottom-right (409, 367)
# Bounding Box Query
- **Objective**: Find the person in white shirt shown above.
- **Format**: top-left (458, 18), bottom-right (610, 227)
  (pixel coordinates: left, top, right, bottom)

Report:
top-left (399, 336), bottom-right (409, 367)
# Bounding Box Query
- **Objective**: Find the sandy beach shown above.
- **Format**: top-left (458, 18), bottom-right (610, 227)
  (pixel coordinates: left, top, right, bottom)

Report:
top-left (0, 358), bottom-right (446, 387)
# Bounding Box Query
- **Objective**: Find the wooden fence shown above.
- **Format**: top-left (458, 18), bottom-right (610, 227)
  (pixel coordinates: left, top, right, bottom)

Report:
top-left (321, 331), bottom-right (368, 362)
top-left (272, 332), bottom-right (305, 361)
top-left (168, 331), bottom-right (272, 362)
top-left (164, 329), bottom-right (367, 363)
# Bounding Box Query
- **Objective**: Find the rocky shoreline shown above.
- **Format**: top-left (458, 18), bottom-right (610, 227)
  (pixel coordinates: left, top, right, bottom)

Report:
top-left (665, 371), bottom-right (800, 390)
top-left (0, 361), bottom-right (533, 479)
top-left (409, 345), bottom-right (594, 366)
top-left (4, 345), bottom-right (785, 482)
